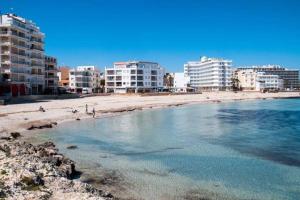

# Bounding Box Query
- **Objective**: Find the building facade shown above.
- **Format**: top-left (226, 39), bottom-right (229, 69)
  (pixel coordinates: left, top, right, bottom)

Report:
top-left (237, 65), bottom-right (299, 90)
top-left (105, 61), bottom-right (165, 93)
top-left (255, 72), bottom-right (284, 91)
top-left (234, 69), bottom-right (257, 90)
top-left (57, 66), bottom-right (70, 88)
top-left (69, 66), bottom-right (100, 94)
top-left (44, 55), bottom-right (58, 94)
top-left (0, 13), bottom-right (45, 96)
top-left (184, 56), bottom-right (232, 91)
top-left (173, 72), bottom-right (191, 92)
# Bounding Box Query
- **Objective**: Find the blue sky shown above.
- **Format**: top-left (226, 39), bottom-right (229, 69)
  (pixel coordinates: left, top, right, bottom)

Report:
top-left (1, 0), bottom-right (300, 72)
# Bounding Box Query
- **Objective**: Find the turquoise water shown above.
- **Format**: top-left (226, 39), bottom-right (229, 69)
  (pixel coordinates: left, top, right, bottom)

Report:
top-left (32, 99), bottom-right (300, 200)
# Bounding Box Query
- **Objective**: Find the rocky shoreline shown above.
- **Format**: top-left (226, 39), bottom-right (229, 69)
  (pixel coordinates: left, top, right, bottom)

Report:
top-left (0, 133), bottom-right (114, 200)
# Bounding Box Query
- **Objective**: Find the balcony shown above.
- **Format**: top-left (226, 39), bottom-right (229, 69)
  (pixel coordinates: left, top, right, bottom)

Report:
top-left (31, 55), bottom-right (43, 60)
top-left (30, 37), bottom-right (43, 43)
top-left (45, 66), bottom-right (57, 71)
top-left (30, 46), bottom-right (44, 52)
top-left (1, 41), bottom-right (12, 46)
top-left (1, 51), bottom-right (10, 55)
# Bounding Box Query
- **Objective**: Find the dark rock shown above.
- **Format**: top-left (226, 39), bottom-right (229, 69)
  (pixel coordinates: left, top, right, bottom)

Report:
top-left (27, 123), bottom-right (53, 130)
top-left (20, 175), bottom-right (44, 191)
top-left (0, 144), bottom-right (11, 156)
top-left (66, 145), bottom-right (78, 150)
top-left (76, 118), bottom-right (80, 121)
top-left (10, 132), bottom-right (21, 139)
top-left (0, 136), bottom-right (11, 141)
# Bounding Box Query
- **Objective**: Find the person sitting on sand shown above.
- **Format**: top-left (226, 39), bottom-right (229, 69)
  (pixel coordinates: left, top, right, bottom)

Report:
top-left (72, 109), bottom-right (78, 114)
top-left (39, 106), bottom-right (45, 112)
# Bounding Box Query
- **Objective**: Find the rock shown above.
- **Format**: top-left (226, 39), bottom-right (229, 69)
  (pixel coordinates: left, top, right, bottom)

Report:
top-left (10, 132), bottom-right (21, 139)
top-left (0, 136), bottom-right (11, 141)
top-left (67, 145), bottom-right (78, 150)
top-left (27, 123), bottom-right (54, 131)
top-left (0, 140), bottom-right (112, 199)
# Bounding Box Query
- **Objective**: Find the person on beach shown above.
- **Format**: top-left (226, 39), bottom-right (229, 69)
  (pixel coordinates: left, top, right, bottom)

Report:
top-left (39, 106), bottom-right (45, 112)
top-left (92, 108), bottom-right (95, 118)
top-left (85, 104), bottom-right (88, 113)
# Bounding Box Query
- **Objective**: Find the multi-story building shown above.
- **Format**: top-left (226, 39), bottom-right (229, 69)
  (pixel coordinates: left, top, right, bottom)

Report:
top-left (234, 68), bottom-right (285, 91)
top-left (173, 72), bottom-right (191, 92)
top-left (237, 65), bottom-right (299, 89)
top-left (184, 56), bottom-right (232, 91)
top-left (44, 55), bottom-right (58, 94)
top-left (57, 66), bottom-right (70, 88)
top-left (0, 13), bottom-right (45, 96)
top-left (234, 69), bottom-right (257, 90)
top-left (105, 61), bottom-right (165, 93)
top-left (255, 72), bottom-right (284, 91)
top-left (69, 66), bottom-right (100, 94)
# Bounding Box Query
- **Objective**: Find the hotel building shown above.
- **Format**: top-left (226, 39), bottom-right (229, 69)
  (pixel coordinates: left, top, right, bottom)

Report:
top-left (0, 13), bottom-right (45, 96)
top-left (105, 61), bottom-right (165, 93)
top-left (237, 65), bottom-right (299, 89)
top-left (69, 66), bottom-right (100, 94)
top-left (184, 56), bottom-right (232, 91)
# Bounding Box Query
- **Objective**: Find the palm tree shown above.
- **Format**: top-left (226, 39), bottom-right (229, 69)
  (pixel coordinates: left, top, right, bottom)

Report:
top-left (231, 77), bottom-right (240, 91)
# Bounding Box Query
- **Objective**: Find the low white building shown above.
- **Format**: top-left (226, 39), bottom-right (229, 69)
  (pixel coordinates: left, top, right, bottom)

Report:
top-left (255, 72), bottom-right (284, 91)
top-left (69, 66), bottom-right (100, 94)
top-left (105, 61), bottom-right (165, 93)
top-left (173, 72), bottom-right (191, 92)
top-left (184, 56), bottom-right (232, 91)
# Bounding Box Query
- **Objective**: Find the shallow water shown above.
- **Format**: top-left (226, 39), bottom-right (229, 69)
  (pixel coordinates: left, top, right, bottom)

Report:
top-left (31, 99), bottom-right (300, 200)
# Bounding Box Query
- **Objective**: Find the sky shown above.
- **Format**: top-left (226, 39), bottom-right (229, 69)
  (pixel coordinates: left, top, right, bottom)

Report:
top-left (1, 0), bottom-right (300, 72)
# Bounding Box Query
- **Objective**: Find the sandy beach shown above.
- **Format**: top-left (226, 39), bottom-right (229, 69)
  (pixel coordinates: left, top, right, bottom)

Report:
top-left (0, 91), bottom-right (299, 135)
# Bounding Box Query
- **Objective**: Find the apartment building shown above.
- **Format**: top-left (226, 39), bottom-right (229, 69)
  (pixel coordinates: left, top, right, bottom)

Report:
top-left (237, 65), bottom-right (299, 89)
top-left (184, 56), bottom-right (232, 91)
top-left (0, 13), bottom-right (45, 96)
top-left (105, 61), bottom-right (165, 93)
top-left (69, 66), bottom-right (100, 94)
top-left (44, 55), bottom-right (58, 94)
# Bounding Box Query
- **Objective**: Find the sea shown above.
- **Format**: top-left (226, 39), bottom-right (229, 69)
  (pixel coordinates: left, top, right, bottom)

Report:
top-left (28, 99), bottom-right (300, 200)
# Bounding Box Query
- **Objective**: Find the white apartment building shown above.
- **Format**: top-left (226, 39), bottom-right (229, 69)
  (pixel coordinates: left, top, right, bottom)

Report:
top-left (256, 72), bottom-right (284, 91)
top-left (184, 56), bottom-right (232, 91)
top-left (105, 61), bottom-right (165, 93)
top-left (69, 66), bottom-right (100, 94)
top-left (173, 72), bottom-right (191, 92)
top-left (0, 13), bottom-right (45, 96)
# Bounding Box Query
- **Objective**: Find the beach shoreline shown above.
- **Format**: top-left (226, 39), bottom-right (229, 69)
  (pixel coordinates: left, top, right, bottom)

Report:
top-left (1, 92), bottom-right (300, 200)
top-left (1, 91), bottom-right (300, 136)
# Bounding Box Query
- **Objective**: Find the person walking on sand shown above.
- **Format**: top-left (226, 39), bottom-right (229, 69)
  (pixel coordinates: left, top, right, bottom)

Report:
top-left (92, 108), bottom-right (96, 118)
top-left (85, 104), bottom-right (88, 114)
